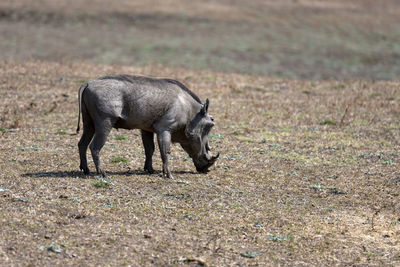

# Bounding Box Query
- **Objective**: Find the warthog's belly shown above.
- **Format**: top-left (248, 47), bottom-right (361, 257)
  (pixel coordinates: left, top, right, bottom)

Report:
top-left (113, 116), bottom-right (154, 132)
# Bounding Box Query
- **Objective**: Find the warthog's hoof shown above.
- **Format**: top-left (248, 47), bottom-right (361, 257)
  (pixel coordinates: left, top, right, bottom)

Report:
top-left (80, 165), bottom-right (90, 175)
top-left (144, 166), bottom-right (155, 174)
top-left (162, 171), bottom-right (174, 179)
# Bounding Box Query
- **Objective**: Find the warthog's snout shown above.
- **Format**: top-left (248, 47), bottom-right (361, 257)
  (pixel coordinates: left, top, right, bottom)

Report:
top-left (194, 152), bottom-right (220, 173)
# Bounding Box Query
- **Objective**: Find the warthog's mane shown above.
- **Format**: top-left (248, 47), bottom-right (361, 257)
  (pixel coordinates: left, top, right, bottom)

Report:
top-left (99, 75), bottom-right (202, 104)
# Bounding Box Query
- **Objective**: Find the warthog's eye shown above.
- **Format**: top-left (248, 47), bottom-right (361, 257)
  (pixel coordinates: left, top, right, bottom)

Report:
top-left (205, 115), bottom-right (214, 128)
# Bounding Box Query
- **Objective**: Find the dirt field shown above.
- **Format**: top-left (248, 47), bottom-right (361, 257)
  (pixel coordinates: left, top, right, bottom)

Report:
top-left (0, 60), bottom-right (399, 265)
top-left (1, 0), bottom-right (400, 79)
top-left (1, 0), bottom-right (400, 266)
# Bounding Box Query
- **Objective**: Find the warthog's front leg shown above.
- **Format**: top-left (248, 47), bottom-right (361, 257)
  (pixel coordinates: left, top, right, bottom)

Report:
top-left (157, 131), bottom-right (173, 179)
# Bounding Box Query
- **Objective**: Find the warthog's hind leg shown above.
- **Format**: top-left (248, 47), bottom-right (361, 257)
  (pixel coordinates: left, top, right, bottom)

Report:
top-left (78, 112), bottom-right (95, 175)
top-left (90, 120), bottom-right (112, 177)
top-left (141, 130), bottom-right (155, 174)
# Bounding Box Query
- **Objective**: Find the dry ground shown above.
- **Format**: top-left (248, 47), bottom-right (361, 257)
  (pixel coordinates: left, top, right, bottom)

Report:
top-left (0, 61), bottom-right (399, 265)
top-left (1, 0), bottom-right (400, 79)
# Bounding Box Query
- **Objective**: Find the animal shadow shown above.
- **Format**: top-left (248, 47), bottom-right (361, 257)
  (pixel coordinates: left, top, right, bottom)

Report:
top-left (22, 169), bottom-right (196, 179)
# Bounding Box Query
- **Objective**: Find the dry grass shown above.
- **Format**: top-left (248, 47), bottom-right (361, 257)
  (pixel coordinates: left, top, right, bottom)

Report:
top-left (0, 61), bottom-right (399, 265)
top-left (1, 0), bottom-right (400, 79)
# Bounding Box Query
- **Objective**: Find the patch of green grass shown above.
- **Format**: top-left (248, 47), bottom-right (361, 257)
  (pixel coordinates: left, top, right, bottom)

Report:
top-left (56, 130), bottom-right (67, 135)
top-left (209, 133), bottom-right (224, 140)
top-left (0, 127), bottom-right (5, 133)
top-left (332, 84), bottom-right (345, 90)
top-left (266, 234), bottom-right (294, 242)
top-left (223, 155), bottom-right (241, 161)
top-left (93, 180), bottom-right (110, 188)
top-left (308, 184), bottom-right (336, 190)
top-left (319, 120), bottom-right (336, 125)
top-left (111, 157), bottom-right (128, 163)
top-left (382, 159), bottom-right (396, 165)
top-left (369, 93), bottom-right (381, 98)
top-left (114, 135), bottom-right (127, 141)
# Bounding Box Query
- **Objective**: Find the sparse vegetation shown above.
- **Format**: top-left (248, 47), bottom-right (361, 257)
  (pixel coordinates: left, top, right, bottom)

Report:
top-left (1, 0), bottom-right (400, 80)
top-left (56, 130), bottom-right (67, 135)
top-left (370, 93), bottom-right (382, 98)
top-left (241, 251), bottom-right (262, 258)
top-left (0, 0), bottom-right (400, 265)
top-left (111, 157), bottom-right (128, 163)
top-left (0, 60), bottom-right (398, 266)
top-left (319, 120), bottom-right (337, 125)
top-left (93, 179), bottom-right (111, 188)
top-left (266, 234), bottom-right (294, 242)
top-left (114, 135), bottom-right (127, 141)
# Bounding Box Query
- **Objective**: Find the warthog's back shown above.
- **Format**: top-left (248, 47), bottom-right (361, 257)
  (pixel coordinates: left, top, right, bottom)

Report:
top-left (83, 75), bottom-right (201, 132)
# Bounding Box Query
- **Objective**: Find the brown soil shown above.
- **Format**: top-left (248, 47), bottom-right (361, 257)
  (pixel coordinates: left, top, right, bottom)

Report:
top-left (0, 60), bottom-right (399, 265)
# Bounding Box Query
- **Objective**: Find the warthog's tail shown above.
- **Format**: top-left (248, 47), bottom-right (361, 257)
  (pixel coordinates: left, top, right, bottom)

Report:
top-left (76, 83), bottom-right (88, 134)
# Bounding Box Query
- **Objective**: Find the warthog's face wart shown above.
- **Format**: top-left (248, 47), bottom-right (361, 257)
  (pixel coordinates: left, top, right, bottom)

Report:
top-left (182, 99), bottom-right (219, 172)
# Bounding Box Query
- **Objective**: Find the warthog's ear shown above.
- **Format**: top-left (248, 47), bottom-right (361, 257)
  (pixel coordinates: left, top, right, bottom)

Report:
top-left (200, 98), bottom-right (210, 115)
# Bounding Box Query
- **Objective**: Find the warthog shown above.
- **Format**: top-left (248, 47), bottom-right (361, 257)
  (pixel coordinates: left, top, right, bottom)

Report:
top-left (76, 75), bottom-right (219, 178)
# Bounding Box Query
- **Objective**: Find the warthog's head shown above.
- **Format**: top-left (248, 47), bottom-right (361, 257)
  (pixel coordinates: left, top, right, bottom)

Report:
top-left (182, 99), bottom-right (220, 173)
